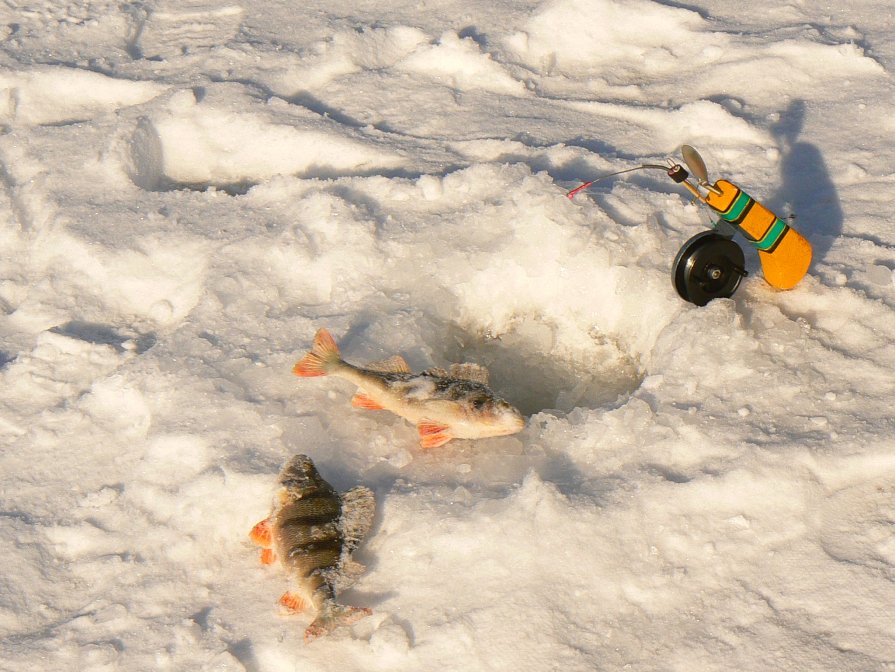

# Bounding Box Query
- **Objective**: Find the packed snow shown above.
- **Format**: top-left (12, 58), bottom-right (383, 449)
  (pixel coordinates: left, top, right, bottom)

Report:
top-left (2, 0), bottom-right (895, 670)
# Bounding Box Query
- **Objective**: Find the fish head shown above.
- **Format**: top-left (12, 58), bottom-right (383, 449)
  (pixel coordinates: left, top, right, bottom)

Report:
top-left (278, 454), bottom-right (327, 494)
top-left (462, 393), bottom-right (526, 437)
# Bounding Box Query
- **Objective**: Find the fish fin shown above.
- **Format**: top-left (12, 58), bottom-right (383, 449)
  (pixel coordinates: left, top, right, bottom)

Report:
top-left (423, 367), bottom-right (450, 378)
top-left (340, 486), bottom-right (375, 554)
top-left (293, 328), bottom-right (341, 377)
top-left (304, 604), bottom-right (372, 641)
top-left (249, 518), bottom-right (273, 548)
top-left (449, 363), bottom-right (490, 385)
top-left (365, 355), bottom-right (411, 374)
top-left (332, 559), bottom-right (367, 592)
top-left (279, 592), bottom-right (308, 613)
top-left (351, 393), bottom-right (385, 411)
top-left (418, 421), bottom-right (454, 449)
top-left (259, 548), bottom-right (277, 565)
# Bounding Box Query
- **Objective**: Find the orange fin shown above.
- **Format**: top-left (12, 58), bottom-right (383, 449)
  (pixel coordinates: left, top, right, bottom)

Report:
top-left (279, 592), bottom-right (308, 613)
top-left (351, 393), bottom-right (385, 410)
top-left (250, 518), bottom-right (273, 548)
top-left (260, 548), bottom-right (277, 565)
top-left (418, 421), bottom-right (453, 449)
top-left (293, 328), bottom-right (341, 377)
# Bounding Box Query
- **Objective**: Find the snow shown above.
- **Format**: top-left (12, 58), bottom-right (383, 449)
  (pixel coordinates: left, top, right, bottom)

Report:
top-left (2, 0), bottom-right (895, 670)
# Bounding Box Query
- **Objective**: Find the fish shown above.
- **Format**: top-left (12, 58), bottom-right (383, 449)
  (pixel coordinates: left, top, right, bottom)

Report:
top-left (249, 454), bottom-right (376, 641)
top-left (292, 328), bottom-right (525, 448)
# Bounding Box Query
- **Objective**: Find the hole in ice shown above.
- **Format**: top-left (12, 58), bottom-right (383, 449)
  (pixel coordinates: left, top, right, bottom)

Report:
top-left (443, 317), bottom-right (642, 416)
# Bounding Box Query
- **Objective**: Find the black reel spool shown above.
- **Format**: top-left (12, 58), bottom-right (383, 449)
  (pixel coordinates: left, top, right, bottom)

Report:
top-left (672, 231), bottom-right (747, 306)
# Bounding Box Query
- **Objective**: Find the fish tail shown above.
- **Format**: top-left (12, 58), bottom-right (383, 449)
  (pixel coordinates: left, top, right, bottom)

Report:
top-left (293, 328), bottom-right (342, 377)
top-left (304, 603), bottom-right (372, 641)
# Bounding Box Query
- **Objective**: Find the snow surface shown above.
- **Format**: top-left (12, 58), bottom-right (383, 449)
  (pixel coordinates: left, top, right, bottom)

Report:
top-left (2, 0), bottom-right (895, 670)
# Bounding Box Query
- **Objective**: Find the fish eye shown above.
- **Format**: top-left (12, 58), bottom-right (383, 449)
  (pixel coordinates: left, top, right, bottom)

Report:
top-left (472, 398), bottom-right (486, 410)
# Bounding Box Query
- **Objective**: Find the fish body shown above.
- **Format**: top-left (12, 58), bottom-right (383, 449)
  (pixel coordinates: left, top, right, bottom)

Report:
top-left (292, 328), bottom-right (525, 448)
top-left (250, 454), bottom-right (375, 640)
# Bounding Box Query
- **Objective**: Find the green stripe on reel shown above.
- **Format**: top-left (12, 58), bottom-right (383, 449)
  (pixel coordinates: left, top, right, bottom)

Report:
top-left (718, 191), bottom-right (752, 223)
top-left (751, 218), bottom-right (788, 252)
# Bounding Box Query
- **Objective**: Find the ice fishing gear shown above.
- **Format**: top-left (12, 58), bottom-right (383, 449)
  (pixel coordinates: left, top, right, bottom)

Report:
top-left (567, 145), bottom-right (813, 306)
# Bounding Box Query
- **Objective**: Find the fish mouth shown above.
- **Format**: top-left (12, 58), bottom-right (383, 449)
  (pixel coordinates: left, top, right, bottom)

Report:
top-left (489, 409), bottom-right (526, 435)
top-left (506, 414), bottom-right (526, 433)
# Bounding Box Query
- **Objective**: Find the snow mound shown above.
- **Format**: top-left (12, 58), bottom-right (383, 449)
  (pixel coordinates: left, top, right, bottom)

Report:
top-left (504, 0), bottom-right (884, 106)
top-left (505, 0), bottom-right (707, 75)
top-left (397, 31), bottom-right (525, 95)
top-left (128, 87), bottom-right (407, 191)
top-left (0, 67), bottom-right (164, 126)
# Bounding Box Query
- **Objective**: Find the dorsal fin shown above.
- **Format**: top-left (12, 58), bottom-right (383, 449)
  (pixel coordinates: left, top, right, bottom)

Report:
top-left (339, 486), bottom-right (376, 554)
top-left (365, 355), bottom-right (411, 374)
top-left (449, 363), bottom-right (490, 385)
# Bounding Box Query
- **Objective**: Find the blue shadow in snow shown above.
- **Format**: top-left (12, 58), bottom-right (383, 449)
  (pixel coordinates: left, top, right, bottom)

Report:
top-left (770, 100), bottom-right (842, 265)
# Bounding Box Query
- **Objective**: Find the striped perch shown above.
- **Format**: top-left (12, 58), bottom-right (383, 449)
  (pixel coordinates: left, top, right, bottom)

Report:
top-left (250, 454), bottom-right (375, 640)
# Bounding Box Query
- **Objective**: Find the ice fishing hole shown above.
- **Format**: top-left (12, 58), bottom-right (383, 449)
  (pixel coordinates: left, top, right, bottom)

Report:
top-left (443, 318), bottom-right (643, 416)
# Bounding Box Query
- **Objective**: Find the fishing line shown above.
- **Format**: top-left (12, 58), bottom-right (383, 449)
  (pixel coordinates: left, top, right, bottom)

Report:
top-left (566, 164), bottom-right (670, 199)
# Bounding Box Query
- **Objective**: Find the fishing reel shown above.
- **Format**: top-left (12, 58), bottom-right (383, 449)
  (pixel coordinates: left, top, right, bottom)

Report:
top-left (568, 146), bottom-right (812, 306)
